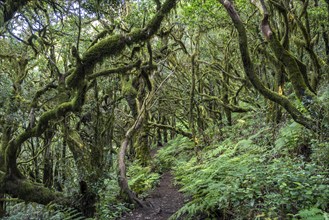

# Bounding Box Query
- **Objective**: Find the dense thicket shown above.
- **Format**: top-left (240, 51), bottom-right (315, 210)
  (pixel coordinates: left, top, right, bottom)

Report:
top-left (0, 0), bottom-right (328, 219)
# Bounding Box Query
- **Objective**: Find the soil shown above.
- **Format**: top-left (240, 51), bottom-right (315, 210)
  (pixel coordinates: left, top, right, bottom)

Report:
top-left (120, 171), bottom-right (187, 220)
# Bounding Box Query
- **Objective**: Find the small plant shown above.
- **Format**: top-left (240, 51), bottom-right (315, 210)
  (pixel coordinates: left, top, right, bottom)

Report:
top-left (128, 161), bottom-right (160, 197)
top-left (292, 207), bottom-right (329, 220)
top-left (96, 174), bottom-right (130, 219)
top-left (2, 202), bottom-right (85, 220)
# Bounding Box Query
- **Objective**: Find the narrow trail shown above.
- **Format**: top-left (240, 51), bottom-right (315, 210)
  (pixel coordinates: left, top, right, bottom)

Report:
top-left (120, 171), bottom-right (186, 220)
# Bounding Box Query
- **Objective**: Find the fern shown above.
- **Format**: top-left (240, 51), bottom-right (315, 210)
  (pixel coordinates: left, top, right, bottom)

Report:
top-left (293, 207), bottom-right (329, 220)
top-left (157, 119), bottom-right (329, 219)
top-left (127, 161), bottom-right (160, 196)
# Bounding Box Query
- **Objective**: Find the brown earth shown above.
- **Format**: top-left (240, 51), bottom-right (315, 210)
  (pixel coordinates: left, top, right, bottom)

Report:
top-left (120, 171), bottom-right (187, 220)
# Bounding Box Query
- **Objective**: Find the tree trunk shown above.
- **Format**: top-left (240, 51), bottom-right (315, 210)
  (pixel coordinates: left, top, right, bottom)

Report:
top-left (0, 173), bottom-right (69, 207)
top-left (118, 90), bottom-right (156, 206)
top-left (323, 27), bottom-right (329, 65)
top-left (43, 131), bottom-right (54, 188)
top-left (135, 116), bottom-right (151, 166)
top-left (118, 101), bottom-right (149, 206)
top-left (0, 193), bottom-right (5, 217)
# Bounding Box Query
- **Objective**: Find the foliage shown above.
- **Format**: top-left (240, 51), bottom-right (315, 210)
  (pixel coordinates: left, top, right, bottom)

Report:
top-left (95, 161), bottom-right (160, 219)
top-left (274, 121), bottom-right (312, 157)
top-left (2, 202), bottom-right (85, 220)
top-left (154, 136), bottom-right (195, 172)
top-left (96, 174), bottom-right (131, 219)
top-left (127, 161), bottom-right (160, 197)
top-left (293, 207), bottom-right (329, 220)
top-left (311, 139), bottom-right (329, 167)
top-left (154, 118), bottom-right (329, 220)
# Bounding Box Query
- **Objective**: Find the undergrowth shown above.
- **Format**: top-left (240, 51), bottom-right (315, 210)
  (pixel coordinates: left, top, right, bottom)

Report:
top-left (155, 114), bottom-right (329, 220)
top-left (2, 202), bottom-right (86, 220)
top-left (96, 160), bottom-right (160, 219)
top-left (127, 161), bottom-right (160, 197)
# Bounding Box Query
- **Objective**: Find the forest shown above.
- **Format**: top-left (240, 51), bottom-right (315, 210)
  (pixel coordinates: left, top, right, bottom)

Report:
top-left (0, 0), bottom-right (328, 219)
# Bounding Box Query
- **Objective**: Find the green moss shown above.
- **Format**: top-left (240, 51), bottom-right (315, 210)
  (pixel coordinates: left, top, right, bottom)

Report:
top-left (269, 35), bottom-right (315, 101)
top-left (82, 0), bottom-right (176, 67)
top-left (65, 66), bottom-right (87, 89)
top-left (122, 78), bottom-right (137, 96)
top-left (122, 77), bottom-right (138, 117)
top-left (82, 35), bottom-right (126, 65)
top-left (65, 69), bottom-right (77, 87)
top-left (135, 129), bottom-right (151, 166)
top-left (2, 178), bottom-right (64, 205)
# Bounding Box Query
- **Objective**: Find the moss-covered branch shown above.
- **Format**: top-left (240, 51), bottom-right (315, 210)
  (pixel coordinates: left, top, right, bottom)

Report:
top-left (0, 177), bottom-right (69, 206)
top-left (219, 0), bottom-right (317, 131)
top-left (87, 60), bottom-right (142, 80)
top-left (5, 85), bottom-right (86, 178)
top-left (251, 0), bottom-right (318, 105)
top-left (82, 0), bottom-right (177, 66)
top-left (200, 94), bottom-right (252, 113)
top-left (148, 122), bottom-right (193, 138)
top-left (66, 0), bottom-right (176, 88)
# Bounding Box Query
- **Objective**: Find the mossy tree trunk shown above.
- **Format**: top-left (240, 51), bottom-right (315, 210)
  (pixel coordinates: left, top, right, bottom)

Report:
top-left (118, 93), bottom-right (154, 207)
top-left (322, 0), bottom-right (329, 64)
top-left (156, 113), bottom-right (163, 146)
top-left (65, 127), bottom-right (101, 217)
top-left (166, 117), bottom-right (171, 142)
top-left (134, 73), bottom-right (153, 166)
top-left (43, 130), bottom-right (54, 188)
top-left (122, 74), bottom-right (152, 165)
top-left (323, 27), bottom-right (329, 65)
top-left (91, 80), bottom-right (104, 174)
top-left (273, 66), bottom-right (285, 123)
top-left (222, 66), bottom-right (232, 126)
top-left (0, 125), bottom-right (7, 216)
top-left (30, 138), bottom-right (40, 182)
top-left (0, 193), bottom-right (4, 217)
top-left (219, 0), bottom-right (322, 132)
top-left (266, 2), bottom-right (289, 124)
top-left (0, 126), bottom-right (11, 173)
top-left (135, 113), bottom-right (151, 166)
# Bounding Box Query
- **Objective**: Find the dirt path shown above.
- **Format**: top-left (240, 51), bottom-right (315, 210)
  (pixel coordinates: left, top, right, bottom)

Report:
top-left (120, 171), bottom-right (186, 220)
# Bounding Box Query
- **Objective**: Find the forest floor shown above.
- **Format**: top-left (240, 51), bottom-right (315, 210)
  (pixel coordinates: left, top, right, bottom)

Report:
top-left (120, 171), bottom-right (186, 220)
top-left (120, 147), bottom-right (187, 220)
